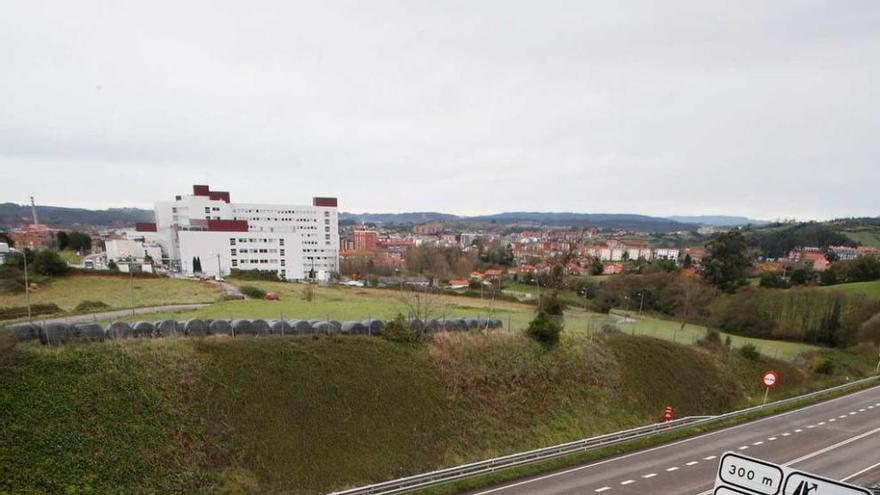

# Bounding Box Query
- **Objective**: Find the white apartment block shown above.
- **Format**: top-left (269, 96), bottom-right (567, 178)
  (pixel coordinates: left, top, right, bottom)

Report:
top-left (138, 185), bottom-right (339, 281)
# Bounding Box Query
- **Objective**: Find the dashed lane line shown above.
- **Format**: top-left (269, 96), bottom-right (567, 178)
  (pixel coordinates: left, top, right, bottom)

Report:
top-left (666, 467), bottom-right (680, 472)
top-left (768, 437), bottom-right (777, 441)
top-left (703, 455), bottom-right (717, 461)
top-left (752, 441), bottom-right (764, 446)
top-left (620, 480), bottom-right (635, 485)
top-left (642, 473), bottom-right (657, 479)
top-left (595, 486), bottom-right (611, 493)
top-left (738, 446), bottom-right (749, 450)
top-left (686, 461), bottom-right (699, 466)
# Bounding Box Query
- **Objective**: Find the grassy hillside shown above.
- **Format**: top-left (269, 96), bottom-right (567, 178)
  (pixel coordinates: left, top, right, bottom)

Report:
top-left (0, 274), bottom-right (220, 316)
top-left (817, 279), bottom-right (880, 298)
top-left (1, 331), bottom-right (867, 495)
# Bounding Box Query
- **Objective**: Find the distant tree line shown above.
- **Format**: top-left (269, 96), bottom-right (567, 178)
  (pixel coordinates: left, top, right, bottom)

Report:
top-left (56, 231), bottom-right (92, 252)
top-left (744, 223), bottom-right (856, 258)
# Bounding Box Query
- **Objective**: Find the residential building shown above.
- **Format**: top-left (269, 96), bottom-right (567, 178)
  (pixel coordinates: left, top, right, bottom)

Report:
top-left (142, 185), bottom-right (339, 280)
top-left (353, 228), bottom-right (378, 252)
top-left (105, 239), bottom-right (162, 263)
top-left (10, 224), bottom-right (57, 249)
top-left (654, 248), bottom-right (680, 261)
top-left (829, 245), bottom-right (859, 261)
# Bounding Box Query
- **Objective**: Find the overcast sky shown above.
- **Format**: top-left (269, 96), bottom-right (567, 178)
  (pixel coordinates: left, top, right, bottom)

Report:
top-left (1, 1), bottom-right (878, 220)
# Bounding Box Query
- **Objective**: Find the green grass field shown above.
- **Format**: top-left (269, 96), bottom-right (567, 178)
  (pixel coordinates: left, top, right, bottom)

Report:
top-left (56, 250), bottom-right (82, 265)
top-left (99, 281), bottom-right (818, 361)
top-left (610, 311), bottom-right (819, 361)
top-left (844, 229), bottom-right (880, 248)
top-left (816, 279), bottom-right (880, 298)
top-left (0, 275), bottom-right (220, 315)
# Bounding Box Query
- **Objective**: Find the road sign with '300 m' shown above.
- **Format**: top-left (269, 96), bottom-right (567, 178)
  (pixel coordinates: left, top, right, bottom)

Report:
top-left (714, 452), bottom-right (871, 495)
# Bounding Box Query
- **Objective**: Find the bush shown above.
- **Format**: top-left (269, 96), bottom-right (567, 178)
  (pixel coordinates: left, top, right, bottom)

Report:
top-left (814, 358), bottom-right (835, 375)
top-left (0, 303), bottom-right (63, 320)
top-left (74, 300), bottom-right (111, 312)
top-left (33, 250), bottom-right (68, 276)
top-left (699, 329), bottom-right (723, 348)
top-left (381, 313), bottom-right (422, 344)
top-left (0, 266), bottom-right (25, 294)
top-left (526, 311), bottom-right (562, 346)
top-left (859, 312), bottom-right (880, 345)
top-left (302, 284), bottom-right (314, 302)
top-left (537, 294), bottom-right (565, 316)
top-left (740, 343), bottom-right (760, 361)
top-left (240, 286), bottom-right (266, 299)
top-left (600, 323), bottom-right (621, 334)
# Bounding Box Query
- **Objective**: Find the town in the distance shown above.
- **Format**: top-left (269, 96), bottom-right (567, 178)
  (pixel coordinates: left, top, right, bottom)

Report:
top-left (4, 183), bottom-right (877, 289)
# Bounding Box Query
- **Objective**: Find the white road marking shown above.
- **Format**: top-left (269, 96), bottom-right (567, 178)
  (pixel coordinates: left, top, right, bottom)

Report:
top-left (686, 461), bottom-right (699, 466)
top-left (666, 466), bottom-right (679, 472)
top-left (806, 425), bottom-right (815, 429)
top-left (782, 432), bottom-right (791, 436)
top-left (752, 441), bottom-right (764, 446)
top-left (849, 411), bottom-right (858, 415)
top-left (839, 414), bottom-right (848, 418)
top-left (738, 446), bottom-right (749, 450)
top-left (642, 473), bottom-right (657, 479)
top-left (819, 421), bottom-right (827, 425)
top-left (768, 437), bottom-right (777, 441)
top-left (859, 408), bottom-right (866, 412)
top-left (620, 480), bottom-right (635, 485)
top-left (468, 386), bottom-right (880, 495)
top-left (828, 419), bottom-right (836, 423)
top-left (786, 426), bottom-right (880, 466)
top-left (703, 455), bottom-right (717, 461)
top-left (841, 460), bottom-right (880, 482)
top-left (595, 487), bottom-right (611, 493)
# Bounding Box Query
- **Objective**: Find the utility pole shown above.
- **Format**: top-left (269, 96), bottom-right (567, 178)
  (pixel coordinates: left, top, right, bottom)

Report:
top-left (875, 350), bottom-right (880, 374)
top-left (22, 249), bottom-right (32, 321)
top-left (638, 290), bottom-right (645, 318)
top-left (129, 261), bottom-right (135, 317)
top-left (216, 253), bottom-right (222, 281)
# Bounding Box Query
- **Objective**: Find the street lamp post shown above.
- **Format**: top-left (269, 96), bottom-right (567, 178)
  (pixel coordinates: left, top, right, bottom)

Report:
top-left (129, 260), bottom-right (135, 317)
top-left (22, 249), bottom-right (32, 321)
top-left (638, 290), bottom-right (645, 318)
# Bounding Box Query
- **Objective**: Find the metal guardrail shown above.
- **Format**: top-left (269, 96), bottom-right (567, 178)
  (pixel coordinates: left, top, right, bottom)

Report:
top-left (329, 375), bottom-right (880, 495)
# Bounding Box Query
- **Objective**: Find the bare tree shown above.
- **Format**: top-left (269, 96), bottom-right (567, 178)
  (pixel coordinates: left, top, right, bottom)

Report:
top-left (397, 284), bottom-right (445, 329)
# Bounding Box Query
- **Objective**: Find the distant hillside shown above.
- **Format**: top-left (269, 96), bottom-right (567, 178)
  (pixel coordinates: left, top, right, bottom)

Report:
top-left (342, 211), bottom-right (698, 232)
top-left (667, 215), bottom-right (768, 227)
top-left (469, 212), bottom-right (696, 232)
top-left (739, 217), bottom-right (880, 257)
top-left (0, 203), bottom-right (153, 229)
top-left (339, 211), bottom-right (458, 224)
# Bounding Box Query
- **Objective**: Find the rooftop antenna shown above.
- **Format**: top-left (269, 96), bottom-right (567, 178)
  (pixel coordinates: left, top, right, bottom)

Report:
top-left (29, 196), bottom-right (39, 226)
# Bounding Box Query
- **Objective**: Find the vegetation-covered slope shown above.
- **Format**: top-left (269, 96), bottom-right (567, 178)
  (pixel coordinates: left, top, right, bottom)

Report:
top-left (0, 332), bottom-right (869, 495)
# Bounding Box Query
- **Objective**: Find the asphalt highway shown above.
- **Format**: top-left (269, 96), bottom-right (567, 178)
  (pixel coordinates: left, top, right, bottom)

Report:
top-left (465, 384), bottom-right (880, 495)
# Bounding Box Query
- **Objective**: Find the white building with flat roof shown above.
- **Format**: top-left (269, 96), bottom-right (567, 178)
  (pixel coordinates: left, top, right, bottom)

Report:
top-left (138, 185), bottom-right (339, 280)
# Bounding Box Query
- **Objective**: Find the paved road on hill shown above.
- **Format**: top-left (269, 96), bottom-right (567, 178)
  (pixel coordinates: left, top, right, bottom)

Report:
top-left (24, 303), bottom-right (210, 325)
top-left (465, 384), bottom-right (880, 495)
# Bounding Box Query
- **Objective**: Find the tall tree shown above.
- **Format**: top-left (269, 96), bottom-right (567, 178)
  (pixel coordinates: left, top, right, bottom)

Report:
top-left (702, 231), bottom-right (751, 293)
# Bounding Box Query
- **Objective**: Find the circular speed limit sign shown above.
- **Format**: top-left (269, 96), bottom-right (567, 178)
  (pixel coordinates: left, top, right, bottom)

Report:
top-left (762, 370), bottom-right (778, 388)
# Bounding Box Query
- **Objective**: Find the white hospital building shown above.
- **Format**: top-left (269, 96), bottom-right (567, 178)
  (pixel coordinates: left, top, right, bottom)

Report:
top-left (135, 185), bottom-right (339, 281)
